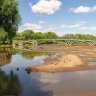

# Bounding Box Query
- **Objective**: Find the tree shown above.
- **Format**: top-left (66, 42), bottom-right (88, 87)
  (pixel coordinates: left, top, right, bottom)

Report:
top-left (35, 32), bottom-right (46, 39)
top-left (13, 32), bottom-right (21, 40)
top-left (44, 32), bottom-right (58, 39)
top-left (0, 27), bottom-right (7, 43)
top-left (21, 30), bottom-right (35, 40)
top-left (0, 0), bottom-right (21, 44)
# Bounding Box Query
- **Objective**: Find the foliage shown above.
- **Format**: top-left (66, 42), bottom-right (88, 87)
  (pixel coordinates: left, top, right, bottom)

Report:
top-left (44, 32), bottom-right (58, 39)
top-left (62, 34), bottom-right (96, 40)
top-left (21, 30), bottom-right (35, 40)
top-left (13, 29), bottom-right (96, 41)
top-left (35, 32), bottom-right (46, 39)
top-left (14, 32), bottom-right (21, 40)
top-left (0, 0), bottom-right (21, 44)
top-left (0, 27), bottom-right (7, 43)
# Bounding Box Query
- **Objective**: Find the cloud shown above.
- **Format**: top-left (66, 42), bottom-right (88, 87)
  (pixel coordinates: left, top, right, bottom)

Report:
top-left (27, 26), bottom-right (42, 30)
top-left (61, 23), bottom-right (83, 28)
top-left (80, 27), bottom-right (96, 30)
top-left (49, 24), bottom-right (56, 27)
top-left (77, 21), bottom-right (86, 24)
top-left (17, 29), bottom-right (25, 33)
top-left (23, 23), bottom-right (42, 30)
top-left (29, 0), bottom-right (62, 14)
top-left (43, 27), bottom-right (57, 32)
top-left (55, 32), bottom-right (66, 36)
top-left (38, 21), bottom-right (46, 24)
top-left (69, 5), bottom-right (96, 13)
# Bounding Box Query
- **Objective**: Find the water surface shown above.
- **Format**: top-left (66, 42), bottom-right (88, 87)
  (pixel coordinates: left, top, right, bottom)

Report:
top-left (0, 48), bottom-right (96, 96)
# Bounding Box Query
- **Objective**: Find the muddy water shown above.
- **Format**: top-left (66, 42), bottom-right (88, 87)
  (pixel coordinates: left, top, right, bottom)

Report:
top-left (0, 48), bottom-right (96, 96)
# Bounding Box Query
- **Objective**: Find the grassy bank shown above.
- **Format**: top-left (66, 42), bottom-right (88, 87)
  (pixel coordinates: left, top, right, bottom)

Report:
top-left (0, 43), bottom-right (12, 48)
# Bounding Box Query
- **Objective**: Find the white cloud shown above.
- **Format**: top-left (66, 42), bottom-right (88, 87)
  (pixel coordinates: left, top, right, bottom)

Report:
top-left (43, 27), bottom-right (57, 32)
top-left (29, 0), bottom-right (62, 14)
top-left (69, 5), bottom-right (96, 13)
top-left (27, 26), bottom-right (42, 30)
top-left (55, 32), bottom-right (66, 36)
top-left (77, 21), bottom-right (86, 24)
top-left (23, 23), bottom-right (42, 30)
top-left (88, 27), bottom-right (96, 30)
top-left (79, 27), bottom-right (96, 30)
top-left (17, 29), bottom-right (25, 33)
top-left (38, 21), bottom-right (45, 24)
top-left (61, 23), bottom-right (83, 28)
top-left (49, 24), bottom-right (56, 27)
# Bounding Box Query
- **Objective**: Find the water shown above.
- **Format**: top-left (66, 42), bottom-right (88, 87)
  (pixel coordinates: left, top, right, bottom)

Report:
top-left (88, 62), bottom-right (96, 66)
top-left (0, 48), bottom-right (96, 96)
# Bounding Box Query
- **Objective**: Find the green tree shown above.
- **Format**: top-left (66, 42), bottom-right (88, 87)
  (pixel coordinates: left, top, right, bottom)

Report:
top-left (35, 32), bottom-right (46, 39)
top-left (45, 32), bottom-right (58, 39)
top-left (13, 32), bottom-right (21, 40)
top-left (21, 30), bottom-right (35, 40)
top-left (0, 27), bottom-right (7, 43)
top-left (0, 0), bottom-right (21, 44)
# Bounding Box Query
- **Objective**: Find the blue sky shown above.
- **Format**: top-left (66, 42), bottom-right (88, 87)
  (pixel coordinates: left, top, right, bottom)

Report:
top-left (17, 0), bottom-right (96, 36)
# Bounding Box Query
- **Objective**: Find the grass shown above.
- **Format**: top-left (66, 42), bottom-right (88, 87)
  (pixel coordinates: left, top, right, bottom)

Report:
top-left (0, 43), bottom-right (12, 48)
top-left (0, 45), bottom-right (12, 48)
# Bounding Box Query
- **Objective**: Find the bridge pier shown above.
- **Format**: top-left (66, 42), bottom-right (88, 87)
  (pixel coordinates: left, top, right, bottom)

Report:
top-left (63, 40), bottom-right (74, 45)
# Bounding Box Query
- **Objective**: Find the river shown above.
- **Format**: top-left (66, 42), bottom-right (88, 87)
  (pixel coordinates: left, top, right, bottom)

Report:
top-left (0, 47), bottom-right (96, 96)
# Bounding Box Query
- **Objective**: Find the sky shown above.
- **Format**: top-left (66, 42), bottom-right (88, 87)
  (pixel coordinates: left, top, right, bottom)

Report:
top-left (17, 0), bottom-right (96, 36)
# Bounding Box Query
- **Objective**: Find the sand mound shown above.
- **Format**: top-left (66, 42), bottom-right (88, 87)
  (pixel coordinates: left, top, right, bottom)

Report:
top-left (25, 54), bottom-right (85, 73)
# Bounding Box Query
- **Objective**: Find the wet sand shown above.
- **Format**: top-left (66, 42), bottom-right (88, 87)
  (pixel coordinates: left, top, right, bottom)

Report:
top-left (25, 45), bottom-right (96, 73)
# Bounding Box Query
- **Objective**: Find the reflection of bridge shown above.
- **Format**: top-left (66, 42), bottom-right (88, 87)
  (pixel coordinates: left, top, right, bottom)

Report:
top-left (13, 39), bottom-right (96, 46)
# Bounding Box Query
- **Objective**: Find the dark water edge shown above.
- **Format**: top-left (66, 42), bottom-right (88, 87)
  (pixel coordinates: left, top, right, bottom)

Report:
top-left (0, 48), bottom-right (96, 96)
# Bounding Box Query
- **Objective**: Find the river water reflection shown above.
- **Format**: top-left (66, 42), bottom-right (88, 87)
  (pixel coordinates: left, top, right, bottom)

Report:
top-left (0, 48), bottom-right (96, 96)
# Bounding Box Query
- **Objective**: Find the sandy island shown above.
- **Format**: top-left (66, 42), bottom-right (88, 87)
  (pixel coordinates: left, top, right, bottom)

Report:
top-left (25, 53), bottom-right (96, 73)
top-left (25, 45), bottom-right (96, 73)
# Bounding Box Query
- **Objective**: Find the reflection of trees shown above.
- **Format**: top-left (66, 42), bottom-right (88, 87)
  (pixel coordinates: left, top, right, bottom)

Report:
top-left (0, 53), bottom-right (12, 66)
top-left (22, 52), bottom-right (55, 60)
top-left (0, 69), bottom-right (23, 96)
top-left (0, 48), bottom-right (19, 66)
top-left (0, 47), bottom-right (19, 55)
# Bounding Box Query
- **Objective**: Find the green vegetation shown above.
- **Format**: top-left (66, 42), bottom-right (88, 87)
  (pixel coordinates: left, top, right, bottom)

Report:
top-left (0, 27), bottom-right (7, 43)
top-left (62, 34), bottom-right (96, 39)
top-left (21, 30), bottom-right (35, 40)
top-left (13, 30), bottom-right (96, 41)
top-left (14, 30), bottom-right (58, 40)
top-left (0, 0), bottom-right (21, 44)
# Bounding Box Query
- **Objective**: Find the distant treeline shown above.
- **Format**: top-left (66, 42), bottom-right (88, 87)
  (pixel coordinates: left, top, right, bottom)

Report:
top-left (14, 30), bottom-right (96, 40)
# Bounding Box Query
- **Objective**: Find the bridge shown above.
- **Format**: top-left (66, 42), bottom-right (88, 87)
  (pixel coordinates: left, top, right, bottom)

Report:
top-left (13, 39), bottom-right (96, 46)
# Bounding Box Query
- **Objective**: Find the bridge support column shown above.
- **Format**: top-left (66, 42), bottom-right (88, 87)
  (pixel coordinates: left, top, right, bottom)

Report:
top-left (87, 41), bottom-right (96, 46)
top-left (64, 40), bottom-right (73, 45)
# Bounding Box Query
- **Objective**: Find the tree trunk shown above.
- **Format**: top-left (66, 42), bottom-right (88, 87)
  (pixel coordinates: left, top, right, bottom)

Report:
top-left (9, 39), bottom-right (12, 45)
